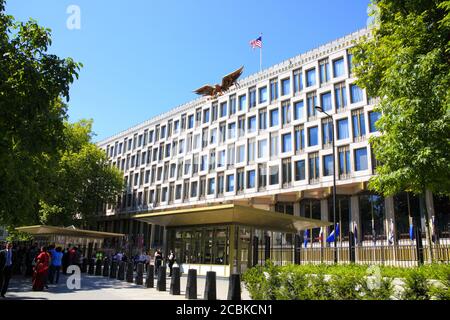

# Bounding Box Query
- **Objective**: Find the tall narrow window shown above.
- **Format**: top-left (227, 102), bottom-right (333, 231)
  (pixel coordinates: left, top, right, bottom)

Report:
top-left (248, 115), bottom-right (257, 133)
top-left (322, 118), bottom-right (333, 147)
top-left (220, 102), bottom-right (227, 118)
top-left (217, 173), bottom-right (224, 196)
top-left (308, 126), bottom-right (318, 147)
top-left (281, 100), bottom-right (291, 126)
top-left (294, 100), bottom-right (304, 120)
top-left (320, 91), bottom-right (332, 112)
top-left (354, 147), bottom-right (368, 171)
top-left (211, 102), bottom-right (218, 122)
top-left (270, 133), bottom-right (279, 158)
top-left (229, 95), bottom-right (236, 115)
top-left (293, 68), bottom-right (303, 94)
top-left (333, 57), bottom-right (345, 78)
top-left (319, 59), bottom-right (330, 84)
top-left (228, 122), bottom-right (236, 139)
top-left (258, 139), bottom-right (267, 158)
top-left (294, 125), bottom-right (305, 153)
top-left (208, 177), bottom-right (215, 195)
top-left (249, 87), bottom-right (256, 109)
top-left (248, 138), bottom-right (256, 163)
top-left (369, 111), bottom-right (381, 133)
top-left (259, 108), bottom-right (267, 130)
top-left (238, 116), bottom-right (245, 137)
top-left (226, 174), bottom-right (235, 192)
top-left (307, 92), bottom-right (317, 119)
top-left (270, 78), bottom-right (278, 102)
top-left (227, 143), bottom-right (235, 169)
top-left (306, 68), bottom-right (316, 87)
top-left (247, 170), bottom-right (256, 188)
top-left (258, 164), bottom-right (267, 189)
top-left (347, 53), bottom-right (354, 74)
top-left (237, 168), bottom-right (245, 192)
top-left (334, 82), bottom-right (347, 111)
top-left (337, 118), bottom-right (349, 140)
top-left (352, 109), bottom-right (366, 140)
top-left (281, 78), bottom-right (290, 96)
top-left (203, 108), bottom-right (210, 124)
top-left (350, 84), bottom-right (364, 103)
top-left (282, 158), bottom-right (292, 186)
top-left (295, 160), bottom-right (306, 181)
top-left (269, 165), bottom-right (279, 185)
top-left (308, 152), bottom-right (320, 182)
top-left (270, 108), bottom-right (279, 127)
top-left (282, 133), bottom-right (292, 153)
top-left (259, 86), bottom-right (268, 104)
top-left (338, 146), bottom-right (351, 178)
top-left (238, 94), bottom-right (246, 111)
top-left (323, 154), bottom-right (334, 176)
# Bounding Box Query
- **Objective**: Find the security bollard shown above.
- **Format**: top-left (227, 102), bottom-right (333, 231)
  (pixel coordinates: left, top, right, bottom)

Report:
top-left (204, 271), bottom-right (217, 300)
top-left (81, 258), bottom-right (88, 273)
top-left (95, 259), bottom-right (102, 276)
top-left (169, 267), bottom-right (180, 295)
top-left (146, 265), bottom-right (154, 288)
top-left (88, 259), bottom-right (95, 275)
top-left (185, 269), bottom-right (197, 299)
top-left (126, 262), bottom-right (134, 283)
top-left (102, 259), bottom-right (110, 277)
top-left (156, 266), bottom-right (166, 291)
top-left (117, 261), bottom-right (125, 280)
top-left (109, 261), bottom-right (117, 278)
top-left (227, 273), bottom-right (241, 300)
top-left (135, 263), bottom-right (144, 285)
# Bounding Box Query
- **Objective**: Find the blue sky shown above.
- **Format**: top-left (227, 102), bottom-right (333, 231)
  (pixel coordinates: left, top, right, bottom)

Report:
top-left (6, 0), bottom-right (371, 142)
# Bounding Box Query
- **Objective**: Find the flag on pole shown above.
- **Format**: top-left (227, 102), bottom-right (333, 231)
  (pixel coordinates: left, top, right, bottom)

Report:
top-left (388, 218), bottom-right (395, 245)
top-left (326, 223), bottom-right (340, 243)
top-left (249, 35), bottom-right (262, 48)
top-left (318, 227), bottom-right (324, 243)
top-left (303, 229), bottom-right (309, 248)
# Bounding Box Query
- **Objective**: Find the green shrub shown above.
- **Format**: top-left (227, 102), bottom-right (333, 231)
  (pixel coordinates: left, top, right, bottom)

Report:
top-left (329, 273), bottom-right (365, 300)
top-left (430, 274), bottom-right (450, 300)
top-left (361, 277), bottom-right (394, 300)
top-left (308, 272), bottom-right (334, 300)
top-left (276, 270), bottom-right (310, 300)
top-left (402, 270), bottom-right (431, 300)
top-left (242, 266), bottom-right (266, 300)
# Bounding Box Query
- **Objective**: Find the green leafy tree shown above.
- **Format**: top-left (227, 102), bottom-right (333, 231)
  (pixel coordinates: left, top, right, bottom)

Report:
top-left (40, 120), bottom-right (124, 227)
top-left (352, 0), bottom-right (450, 256)
top-left (0, 0), bottom-right (81, 226)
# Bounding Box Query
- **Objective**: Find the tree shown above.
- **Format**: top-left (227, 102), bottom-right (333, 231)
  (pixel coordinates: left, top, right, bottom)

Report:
top-left (352, 0), bottom-right (450, 257)
top-left (39, 120), bottom-right (124, 228)
top-left (0, 0), bottom-right (81, 226)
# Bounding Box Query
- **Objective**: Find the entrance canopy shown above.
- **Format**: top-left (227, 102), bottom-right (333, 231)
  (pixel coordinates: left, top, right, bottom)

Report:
top-left (15, 225), bottom-right (124, 239)
top-left (133, 204), bottom-right (331, 233)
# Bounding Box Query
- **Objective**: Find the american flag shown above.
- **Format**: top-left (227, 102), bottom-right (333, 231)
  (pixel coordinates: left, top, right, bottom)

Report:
top-left (249, 36), bottom-right (262, 48)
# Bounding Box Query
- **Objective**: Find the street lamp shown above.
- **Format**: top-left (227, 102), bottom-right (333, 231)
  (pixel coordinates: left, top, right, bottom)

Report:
top-left (315, 106), bottom-right (338, 264)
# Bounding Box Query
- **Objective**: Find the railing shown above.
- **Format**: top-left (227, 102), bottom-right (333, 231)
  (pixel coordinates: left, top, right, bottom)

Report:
top-left (255, 244), bottom-right (450, 268)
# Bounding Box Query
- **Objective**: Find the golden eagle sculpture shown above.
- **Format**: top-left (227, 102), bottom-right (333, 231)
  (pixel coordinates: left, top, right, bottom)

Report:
top-left (194, 66), bottom-right (244, 98)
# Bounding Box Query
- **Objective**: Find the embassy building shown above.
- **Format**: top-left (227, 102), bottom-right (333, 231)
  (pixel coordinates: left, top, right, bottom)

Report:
top-left (96, 28), bottom-right (449, 275)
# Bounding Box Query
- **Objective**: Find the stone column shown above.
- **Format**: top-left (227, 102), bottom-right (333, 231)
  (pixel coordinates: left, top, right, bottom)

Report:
top-left (350, 195), bottom-right (362, 244)
top-left (320, 199), bottom-right (329, 240)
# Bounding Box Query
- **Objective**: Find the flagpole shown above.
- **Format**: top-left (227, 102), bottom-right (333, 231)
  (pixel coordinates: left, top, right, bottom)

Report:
top-left (259, 32), bottom-right (262, 72)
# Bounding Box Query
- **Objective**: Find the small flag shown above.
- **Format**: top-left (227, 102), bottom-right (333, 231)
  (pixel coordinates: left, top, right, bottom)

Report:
top-left (249, 36), bottom-right (262, 49)
top-left (304, 229), bottom-right (309, 248)
top-left (388, 219), bottom-right (395, 245)
top-left (326, 223), bottom-right (340, 243)
top-left (409, 223), bottom-right (415, 240)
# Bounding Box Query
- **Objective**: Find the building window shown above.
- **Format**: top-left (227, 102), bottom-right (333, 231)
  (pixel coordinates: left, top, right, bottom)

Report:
top-left (320, 91), bottom-right (332, 112)
top-left (334, 82), bottom-right (347, 111)
top-left (295, 160), bottom-right (306, 181)
top-left (259, 86), bottom-right (268, 104)
top-left (270, 78), bottom-right (278, 102)
top-left (322, 118), bottom-right (333, 147)
top-left (282, 158), bottom-right (292, 186)
top-left (281, 78), bottom-right (290, 96)
top-left (212, 102), bottom-right (218, 122)
top-left (350, 84), bottom-right (364, 103)
top-left (248, 115), bottom-right (257, 133)
top-left (226, 174), bottom-right (235, 192)
top-left (218, 150), bottom-right (225, 168)
top-left (282, 133), bottom-right (292, 153)
top-left (337, 118), bottom-right (349, 140)
top-left (210, 128), bottom-right (217, 144)
top-left (308, 126), bottom-right (318, 147)
top-left (200, 177), bottom-right (206, 197)
top-left (219, 122), bottom-right (226, 143)
top-left (352, 109), bottom-right (366, 140)
top-left (238, 94), bottom-right (246, 111)
top-left (319, 59), bottom-right (330, 84)
top-left (228, 122), bottom-right (236, 139)
top-left (237, 145), bottom-right (245, 163)
top-left (217, 173), bottom-right (224, 196)
top-left (238, 116), bottom-right (245, 137)
top-left (270, 133), bottom-right (279, 157)
top-left (208, 178), bottom-right (215, 195)
top-left (369, 111), bottom-right (381, 132)
top-left (247, 170), bottom-right (256, 188)
top-left (307, 92), bottom-right (317, 119)
top-left (308, 152), bottom-right (320, 182)
top-left (333, 57), bottom-right (345, 78)
top-left (338, 146), bottom-right (351, 178)
top-left (175, 184), bottom-right (182, 200)
top-left (323, 154), bottom-right (334, 176)
top-left (281, 100), bottom-right (291, 125)
top-left (220, 102), bottom-right (227, 118)
top-left (203, 108), bottom-right (210, 124)
top-left (258, 139), bottom-right (267, 158)
top-left (293, 68), bottom-right (303, 94)
top-left (209, 149), bottom-right (216, 171)
top-left (294, 125), bottom-right (305, 153)
top-left (249, 87), bottom-right (256, 109)
top-left (229, 95), bottom-right (236, 115)
top-left (269, 108), bottom-right (279, 127)
top-left (191, 181), bottom-right (198, 198)
top-left (294, 100), bottom-right (304, 120)
top-left (248, 138), bottom-right (256, 163)
top-left (258, 164), bottom-right (267, 189)
top-left (269, 165), bottom-right (279, 185)
top-left (259, 108), bottom-right (267, 130)
top-left (306, 68), bottom-right (316, 87)
top-left (237, 169), bottom-right (245, 192)
top-left (347, 53), bottom-right (354, 74)
top-left (354, 147), bottom-right (368, 171)
top-left (200, 155), bottom-right (207, 171)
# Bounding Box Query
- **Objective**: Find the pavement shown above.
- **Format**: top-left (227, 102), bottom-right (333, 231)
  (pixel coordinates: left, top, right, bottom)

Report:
top-left (3, 272), bottom-right (251, 300)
